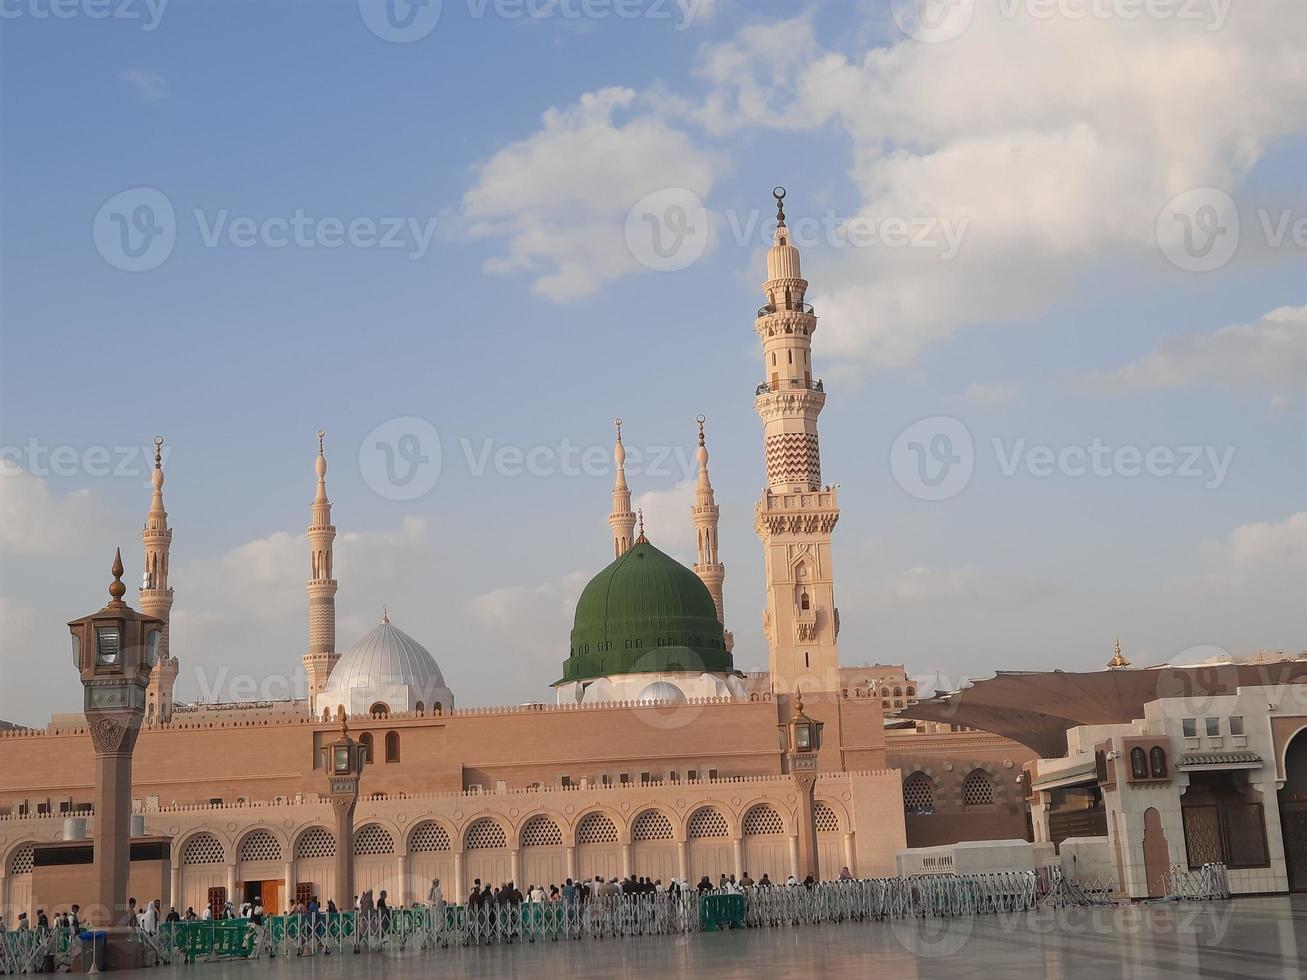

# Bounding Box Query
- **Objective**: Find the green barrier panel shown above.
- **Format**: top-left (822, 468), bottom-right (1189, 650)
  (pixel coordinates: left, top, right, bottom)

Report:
top-left (699, 894), bottom-right (745, 931)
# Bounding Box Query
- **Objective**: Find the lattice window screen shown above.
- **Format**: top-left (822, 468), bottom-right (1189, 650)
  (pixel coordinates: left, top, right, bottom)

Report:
top-left (354, 824), bottom-right (396, 855)
top-left (961, 770), bottom-right (994, 806)
top-left (814, 801), bottom-right (840, 834)
top-left (8, 844), bottom-right (34, 876)
top-left (520, 815), bottom-right (563, 847)
top-left (576, 813), bottom-right (619, 845)
top-left (631, 810), bottom-right (674, 841)
top-left (742, 805), bottom-right (784, 835)
top-left (464, 819), bottom-right (507, 850)
top-left (182, 834), bottom-right (225, 866)
top-left (903, 773), bottom-right (934, 808)
top-left (687, 808), bottom-right (729, 839)
top-left (237, 830), bottom-right (283, 863)
top-left (295, 827), bottom-right (336, 860)
top-left (409, 822), bottom-right (451, 853)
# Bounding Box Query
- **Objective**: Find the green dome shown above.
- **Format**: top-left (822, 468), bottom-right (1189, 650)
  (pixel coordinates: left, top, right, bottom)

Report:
top-left (556, 538), bottom-right (734, 685)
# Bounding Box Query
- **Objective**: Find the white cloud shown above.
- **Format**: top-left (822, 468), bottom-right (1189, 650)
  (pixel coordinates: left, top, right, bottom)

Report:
top-left (633, 482), bottom-right (697, 560)
top-left (1098, 304), bottom-right (1307, 393)
top-left (0, 463), bottom-right (101, 557)
top-left (468, 570), bottom-right (589, 680)
top-left (119, 69), bottom-right (169, 102)
top-left (1204, 511), bottom-right (1307, 571)
top-left (876, 564), bottom-right (1056, 607)
top-left (964, 382), bottom-right (1019, 405)
top-left (461, 87), bottom-right (720, 300)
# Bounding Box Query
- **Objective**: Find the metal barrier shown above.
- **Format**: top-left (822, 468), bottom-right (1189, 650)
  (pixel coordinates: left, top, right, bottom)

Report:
top-left (0, 867), bottom-right (1234, 971)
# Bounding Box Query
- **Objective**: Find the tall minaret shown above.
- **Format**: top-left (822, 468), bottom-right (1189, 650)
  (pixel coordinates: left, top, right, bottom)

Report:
top-left (754, 188), bottom-right (842, 695)
top-left (140, 436), bottom-right (178, 724)
top-left (692, 416), bottom-right (733, 652)
top-left (303, 429), bottom-right (339, 707)
top-left (608, 418), bottom-right (637, 558)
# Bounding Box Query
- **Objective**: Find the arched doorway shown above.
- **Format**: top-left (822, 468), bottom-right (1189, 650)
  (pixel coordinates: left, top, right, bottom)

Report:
top-left (1142, 808), bottom-right (1169, 898)
top-left (1280, 729), bottom-right (1307, 891)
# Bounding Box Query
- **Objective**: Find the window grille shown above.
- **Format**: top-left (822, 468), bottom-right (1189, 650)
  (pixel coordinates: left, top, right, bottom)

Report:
top-left (464, 818), bottom-right (507, 850)
top-left (961, 769), bottom-right (994, 807)
top-left (295, 827), bottom-right (336, 860)
top-left (631, 810), bottom-right (673, 841)
top-left (181, 834), bottom-right (225, 866)
top-left (687, 807), bottom-right (729, 839)
top-left (237, 830), bottom-right (282, 863)
top-left (814, 801), bottom-right (840, 833)
top-left (520, 815), bottom-right (563, 847)
top-left (354, 824), bottom-right (395, 855)
top-left (903, 772), bottom-right (934, 810)
top-left (742, 804), bottom-right (784, 835)
top-left (576, 813), bottom-right (619, 845)
top-left (409, 822), bottom-right (451, 853)
top-left (8, 844), bottom-right (35, 876)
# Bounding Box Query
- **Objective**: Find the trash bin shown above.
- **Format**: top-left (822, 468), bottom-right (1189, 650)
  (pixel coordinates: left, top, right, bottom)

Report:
top-left (79, 931), bottom-right (108, 973)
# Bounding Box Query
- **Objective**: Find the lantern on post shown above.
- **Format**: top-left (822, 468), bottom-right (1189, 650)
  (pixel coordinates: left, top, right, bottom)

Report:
top-left (320, 716), bottom-right (368, 917)
top-left (779, 692), bottom-right (824, 880)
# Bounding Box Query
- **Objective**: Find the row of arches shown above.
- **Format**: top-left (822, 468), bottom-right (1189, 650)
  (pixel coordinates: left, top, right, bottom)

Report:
top-left (902, 768), bottom-right (999, 815)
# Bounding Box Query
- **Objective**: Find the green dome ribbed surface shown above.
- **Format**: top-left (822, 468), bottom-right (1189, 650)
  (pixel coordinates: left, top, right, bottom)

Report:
top-left (557, 539), bottom-right (734, 685)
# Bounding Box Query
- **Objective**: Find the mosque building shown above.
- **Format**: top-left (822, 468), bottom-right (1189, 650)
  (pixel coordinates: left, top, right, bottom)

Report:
top-left (2, 192), bottom-right (1057, 919)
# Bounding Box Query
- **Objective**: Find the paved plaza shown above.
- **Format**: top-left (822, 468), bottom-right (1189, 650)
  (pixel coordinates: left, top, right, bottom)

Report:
top-left (107, 897), bottom-right (1306, 979)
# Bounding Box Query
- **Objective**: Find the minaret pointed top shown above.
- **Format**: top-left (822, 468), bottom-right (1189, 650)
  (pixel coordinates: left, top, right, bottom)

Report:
top-left (314, 429), bottom-right (329, 502)
top-left (109, 547), bottom-right (127, 603)
top-left (149, 436), bottom-right (166, 499)
top-left (613, 417), bottom-right (627, 476)
top-left (695, 414), bottom-right (712, 487)
top-left (773, 186), bottom-right (787, 228)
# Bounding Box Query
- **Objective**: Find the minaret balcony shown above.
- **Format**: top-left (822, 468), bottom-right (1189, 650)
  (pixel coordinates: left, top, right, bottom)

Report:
top-left (757, 302), bottom-right (815, 318)
top-left (756, 378), bottom-right (824, 395)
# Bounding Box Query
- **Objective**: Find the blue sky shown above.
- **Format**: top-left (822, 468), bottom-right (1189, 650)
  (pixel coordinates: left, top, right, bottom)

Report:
top-left (1, 0), bottom-right (1304, 725)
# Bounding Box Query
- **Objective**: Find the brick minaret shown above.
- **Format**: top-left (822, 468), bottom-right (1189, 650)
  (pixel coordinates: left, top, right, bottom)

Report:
top-left (608, 418), bottom-right (637, 558)
top-left (141, 436), bottom-right (178, 724)
top-left (303, 430), bottom-right (339, 704)
top-left (754, 188), bottom-right (842, 695)
top-left (692, 416), bottom-right (732, 652)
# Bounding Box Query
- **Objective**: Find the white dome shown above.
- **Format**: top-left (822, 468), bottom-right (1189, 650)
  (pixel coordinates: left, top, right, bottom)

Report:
top-left (320, 619), bottom-right (453, 715)
top-left (637, 681), bottom-right (687, 704)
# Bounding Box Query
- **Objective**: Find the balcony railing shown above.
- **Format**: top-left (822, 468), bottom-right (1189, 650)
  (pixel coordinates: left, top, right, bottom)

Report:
top-left (757, 303), bottom-right (815, 318)
top-left (756, 378), bottom-right (825, 395)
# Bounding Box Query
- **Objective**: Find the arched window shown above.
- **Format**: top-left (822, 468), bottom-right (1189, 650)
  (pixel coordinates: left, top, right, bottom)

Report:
top-left (893, 687), bottom-right (902, 698)
top-left (1149, 746), bottom-right (1167, 778)
top-left (385, 731), bottom-right (400, 763)
top-left (800, 592), bottom-right (811, 610)
top-left (903, 772), bottom-right (935, 814)
top-left (415, 701), bottom-right (425, 716)
top-left (961, 769), bottom-right (994, 808)
top-left (321, 708), bottom-right (330, 722)
top-left (881, 687), bottom-right (889, 698)
top-left (369, 702), bottom-right (389, 718)
top-left (360, 732), bottom-right (374, 762)
top-left (1130, 747), bottom-right (1148, 780)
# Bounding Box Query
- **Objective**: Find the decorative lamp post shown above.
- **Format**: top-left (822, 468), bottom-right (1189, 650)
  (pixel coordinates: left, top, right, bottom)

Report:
top-left (67, 548), bottom-right (163, 968)
top-left (320, 716), bottom-right (368, 915)
top-left (779, 692), bottom-right (824, 880)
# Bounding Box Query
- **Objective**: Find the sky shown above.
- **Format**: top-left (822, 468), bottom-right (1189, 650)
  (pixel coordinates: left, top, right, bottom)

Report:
top-left (0, 0), bottom-right (1304, 727)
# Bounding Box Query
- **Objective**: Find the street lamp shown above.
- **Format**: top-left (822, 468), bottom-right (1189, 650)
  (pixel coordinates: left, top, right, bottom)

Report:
top-left (778, 692), bottom-right (824, 880)
top-left (320, 715), bottom-right (368, 918)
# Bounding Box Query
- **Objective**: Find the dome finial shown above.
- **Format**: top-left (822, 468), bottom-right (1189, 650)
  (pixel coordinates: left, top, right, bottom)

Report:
top-left (636, 508), bottom-right (647, 544)
top-left (382, 605), bottom-right (389, 624)
top-left (696, 414), bottom-right (706, 448)
top-left (773, 186), bottom-right (787, 227)
top-left (153, 435), bottom-right (164, 468)
top-left (1108, 635), bottom-right (1131, 670)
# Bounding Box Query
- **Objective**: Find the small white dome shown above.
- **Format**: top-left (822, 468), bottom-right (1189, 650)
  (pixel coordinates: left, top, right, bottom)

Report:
top-left (637, 681), bottom-right (687, 704)
top-left (320, 619), bottom-right (453, 715)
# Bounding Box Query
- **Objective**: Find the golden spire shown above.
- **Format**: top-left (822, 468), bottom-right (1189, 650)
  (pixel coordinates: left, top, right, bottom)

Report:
top-left (153, 435), bottom-right (163, 468)
top-left (773, 185), bottom-right (787, 227)
top-left (109, 547), bottom-right (126, 604)
top-left (382, 605), bottom-right (389, 624)
top-left (636, 508), bottom-right (647, 544)
top-left (1108, 636), bottom-right (1131, 670)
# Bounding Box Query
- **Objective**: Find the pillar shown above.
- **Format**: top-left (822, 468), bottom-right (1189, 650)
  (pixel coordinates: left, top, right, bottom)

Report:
top-left (333, 810), bottom-right (356, 910)
top-left (92, 752), bottom-right (135, 928)
top-left (1, 870), bottom-right (10, 920)
top-left (510, 847), bottom-right (520, 887)
top-left (566, 845), bottom-right (577, 882)
top-left (169, 865), bottom-right (180, 911)
top-left (453, 851), bottom-right (465, 903)
top-left (788, 835), bottom-right (799, 879)
top-left (226, 864), bottom-right (237, 907)
top-left (732, 838), bottom-right (744, 879)
top-left (843, 833), bottom-right (856, 877)
top-left (677, 840), bottom-right (688, 883)
top-left (283, 861), bottom-right (294, 912)
top-left (621, 843), bottom-right (632, 879)
top-left (395, 853), bottom-right (408, 905)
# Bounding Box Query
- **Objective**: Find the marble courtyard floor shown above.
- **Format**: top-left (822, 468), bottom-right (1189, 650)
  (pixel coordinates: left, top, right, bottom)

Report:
top-left (121, 896), bottom-right (1306, 979)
